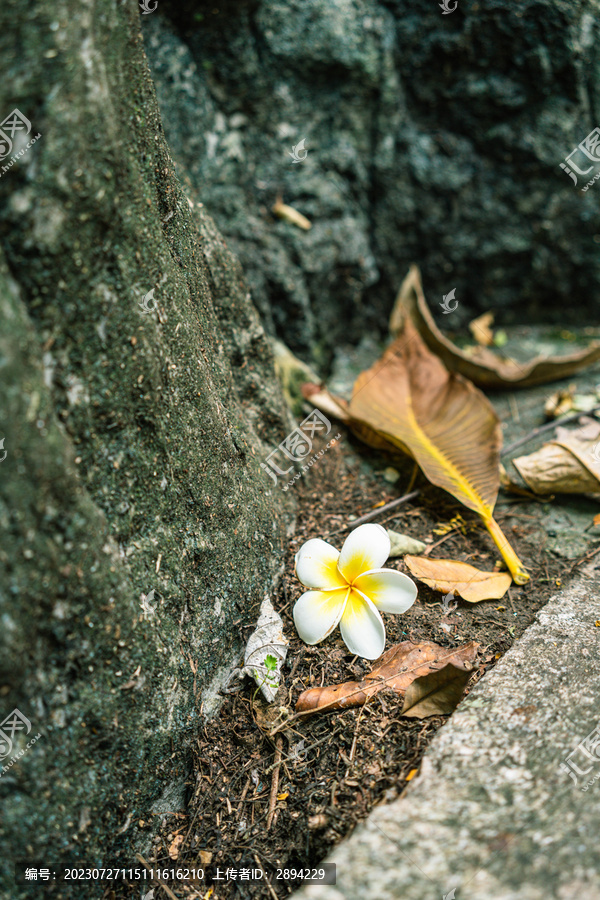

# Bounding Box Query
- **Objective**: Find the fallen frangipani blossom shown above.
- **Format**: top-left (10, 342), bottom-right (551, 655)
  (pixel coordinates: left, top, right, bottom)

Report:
top-left (293, 523), bottom-right (417, 660)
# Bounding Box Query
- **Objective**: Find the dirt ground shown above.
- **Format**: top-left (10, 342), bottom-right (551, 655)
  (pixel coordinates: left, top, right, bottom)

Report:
top-left (107, 423), bottom-right (594, 900)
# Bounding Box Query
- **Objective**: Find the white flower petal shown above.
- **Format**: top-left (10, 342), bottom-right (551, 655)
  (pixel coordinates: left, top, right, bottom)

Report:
top-left (353, 568), bottom-right (417, 614)
top-left (295, 538), bottom-right (347, 590)
top-left (293, 587), bottom-right (349, 645)
top-left (337, 523), bottom-right (391, 584)
top-left (339, 589), bottom-right (386, 660)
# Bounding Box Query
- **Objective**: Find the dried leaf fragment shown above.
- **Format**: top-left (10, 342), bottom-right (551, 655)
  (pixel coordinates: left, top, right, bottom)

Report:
top-left (301, 382), bottom-right (351, 423)
top-left (469, 312), bottom-right (495, 347)
top-left (295, 640), bottom-right (477, 716)
top-left (404, 556), bottom-right (512, 603)
top-left (168, 833), bottom-right (184, 860)
top-left (272, 197), bottom-right (311, 230)
top-left (401, 659), bottom-right (473, 717)
top-left (512, 422), bottom-right (600, 495)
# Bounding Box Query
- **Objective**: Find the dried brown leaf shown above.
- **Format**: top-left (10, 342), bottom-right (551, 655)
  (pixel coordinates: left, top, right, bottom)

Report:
top-left (404, 556), bottom-right (512, 603)
top-left (295, 641), bottom-right (478, 716)
top-left (512, 422), bottom-right (600, 495)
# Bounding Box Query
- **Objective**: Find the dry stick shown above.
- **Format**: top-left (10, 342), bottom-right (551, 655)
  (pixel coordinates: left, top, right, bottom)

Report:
top-left (422, 527), bottom-right (462, 556)
top-left (348, 703), bottom-right (369, 766)
top-left (266, 736), bottom-right (283, 831)
top-left (236, 775), bottom-right (251, 818)
top-left (135, 853), bottom-right (180, 900)
top-left (568, 542), bottom-right (600, 574)
top-left (501, 406), bottom-right (600, 457)
top-left (326, 489), bottom-right (421, 538)
top-left (254, 852), bottom-right (279, 900)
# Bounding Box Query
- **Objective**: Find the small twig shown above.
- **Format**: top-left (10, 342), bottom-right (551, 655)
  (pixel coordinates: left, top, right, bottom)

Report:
top-left (254, 852), bottom-right (279, 900)
top-left (266, 736), bottom-right (282, 830)
top-left (502, 406), bottom-right (600, 457)
top-left (135, 853), bottom-right (180, 900)
top-left (325, 489), bottom-right (421, 538)
top-left (423, 528), bottom-right (461, 556)
top-left (237, 776), bottom-right (251, 818)
top-left (348, 703), bottom-right (368, 769)
top-left (568, 541), bottom-right (600, 574)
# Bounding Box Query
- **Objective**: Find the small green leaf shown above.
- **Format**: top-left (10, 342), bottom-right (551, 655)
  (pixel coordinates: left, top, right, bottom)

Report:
top-left (264, 654), bottom-right (278, 671)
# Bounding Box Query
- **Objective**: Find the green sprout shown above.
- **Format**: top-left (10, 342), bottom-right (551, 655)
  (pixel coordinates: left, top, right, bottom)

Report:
top-left (264, 654), bottom-right (278, 679)
top-left (252, 654), bottom-right (279, 703)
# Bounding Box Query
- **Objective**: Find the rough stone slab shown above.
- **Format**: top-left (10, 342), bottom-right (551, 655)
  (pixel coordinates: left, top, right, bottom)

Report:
top-left (148, 0), bottom-right (600, 360)
top-left (298, 564), bottom-right (600, 900)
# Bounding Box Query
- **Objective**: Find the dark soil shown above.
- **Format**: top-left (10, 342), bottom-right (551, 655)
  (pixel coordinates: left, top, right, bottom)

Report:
top-left (115, 430), bottom-right (577, 900)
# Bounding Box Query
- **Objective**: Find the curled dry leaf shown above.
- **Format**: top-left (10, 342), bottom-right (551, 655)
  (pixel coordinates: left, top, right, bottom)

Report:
top-left (348, 313), bottom-right (529, 583)
top-left (404, 556), bottom-right (512, 603)
top-left (390, 266), bottom-right (600, 389)
top-left (242, 597), bottom-right (289, 703)
top-left (512, 420), bottom-right (600, 496)
top-left (295, 640), bottom-right (478, 717)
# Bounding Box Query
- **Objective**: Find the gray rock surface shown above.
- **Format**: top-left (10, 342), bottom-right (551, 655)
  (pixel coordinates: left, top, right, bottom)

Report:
top-left (146, 0), bottom-right (600, 367)
top-left (297, 563), bottom-right (600, 900)
top-left (0, 0), bottom-right (294, 891)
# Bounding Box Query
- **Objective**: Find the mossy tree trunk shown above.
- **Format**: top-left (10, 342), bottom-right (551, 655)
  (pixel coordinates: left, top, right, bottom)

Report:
top-left (0, 0), bottom-right (294, 890)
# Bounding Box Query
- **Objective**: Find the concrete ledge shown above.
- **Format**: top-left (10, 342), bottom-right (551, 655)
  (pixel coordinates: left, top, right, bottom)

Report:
top-left (298, 564), bottom-right (600, 900)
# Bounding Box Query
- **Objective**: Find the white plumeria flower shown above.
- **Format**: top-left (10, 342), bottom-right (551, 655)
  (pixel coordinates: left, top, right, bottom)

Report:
top-left (293, 523), bottom-right (418, 660)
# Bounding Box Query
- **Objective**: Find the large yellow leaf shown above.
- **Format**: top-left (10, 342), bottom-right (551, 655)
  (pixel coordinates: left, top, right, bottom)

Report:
top-left (349, 318), bottom-right (530, 583)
